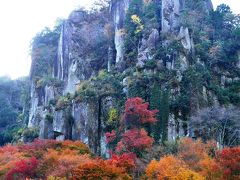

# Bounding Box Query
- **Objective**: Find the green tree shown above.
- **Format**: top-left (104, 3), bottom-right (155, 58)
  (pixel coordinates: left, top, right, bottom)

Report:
top-left (150, 83), bottom-right (170, 142)
top-left (0, 77), bottom-right (29, 145)
top-left (124, 0), bottom-right (144, 65)
top-left (30, 24), bottom-right (61, 79)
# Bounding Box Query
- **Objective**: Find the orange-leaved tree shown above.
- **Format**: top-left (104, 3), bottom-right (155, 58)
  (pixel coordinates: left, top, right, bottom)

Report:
top-left (41, 149), bottom-right (91, 178)
top-left (177, 138), bottom-right (222, 179)
top-left (145, 155), bottom-right (204, 180)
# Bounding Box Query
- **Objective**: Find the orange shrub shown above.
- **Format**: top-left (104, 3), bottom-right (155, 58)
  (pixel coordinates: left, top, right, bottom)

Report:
top-left (0, 145), bottom-right (25, 178)
top-left (177, 138), bottom-right (225, 179)
top-left (42, 149), bottom-right (92, 178)
top-left (0, 139), bottom-right (91, 179)
top-left (198, 156), bottom-right (222, 179)
top-left (178, 138), bottom-right (208, 171)
top-left (72, 158), bottom-right (132, 180)
top-left (145, 159), bottom-right (158, 179)
top-left (145, 155), bottom-right (204, 180)
top-left (61, 140), bottom-right (91, 154)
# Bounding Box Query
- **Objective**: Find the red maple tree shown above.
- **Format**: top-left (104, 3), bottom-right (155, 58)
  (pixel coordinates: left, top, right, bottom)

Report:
top-left (116, 128), bottom-right (153, 153)
top-left (106, 97), bottom-right (157, 159)
top-left (124, 97), bottom-right (158, 125)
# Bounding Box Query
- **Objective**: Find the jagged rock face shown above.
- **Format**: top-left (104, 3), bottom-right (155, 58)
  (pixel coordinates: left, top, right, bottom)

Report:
top-left (28, 83), bottom-right (40, 128)
top-left (28, 84), bottom-right (49, 128)
top-left (29, 10), bottom-right (110, 154)
top-left (56, 10), bottom-right (109, 94)
top-left (28, 85), bottom-right (56, 140)
top-left (111, 0), bottom-right (130, 64)
top-left (28, 83), bottom-right (57, 122)
top-left (205, 0), bottom-right (213, 11)
top-left (54, 10), bottom-right (110, 153)
top-left (28, 0), bottom-right (222, 152)
top-left (177, 27), bottom-right (192, 52)
top-left (137, 29), bottom-right (160, 68)
top-left (168, 113), bottom-right (185, 141)
top-left (39, 110), bottom-right (54, 139)
top-left (162, 0), bottom-right (182, 33)
top-left (72, 102), bottom-right (100, 153)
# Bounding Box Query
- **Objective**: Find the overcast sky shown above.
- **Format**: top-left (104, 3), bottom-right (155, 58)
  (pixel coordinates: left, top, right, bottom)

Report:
top-left (0, 0), bottom-right (239, 79)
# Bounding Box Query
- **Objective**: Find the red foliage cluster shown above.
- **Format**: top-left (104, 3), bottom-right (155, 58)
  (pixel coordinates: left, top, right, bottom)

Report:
top-left (216, 147), bottom-right (240, 178)
top-left (106, 98), bottom-right (157, 161)
top-left (108, 153), bottom-right (136, 172)
top-left (0, 139), bottom-right (135, 179)
top-left (0, 139), bottom-right (91, 179)
top-left (0, 138), bottom-right (239, 179)
top-left (17, 139), bottom-right (59, 158)
top-left (116, 128), bottom-right (153, 153)
top-left (124, 97), bottom-right (158, 124)
top-left (105, 130), bottom-right (116, 144)
top-left (6, 157), bottom-right (39, 180)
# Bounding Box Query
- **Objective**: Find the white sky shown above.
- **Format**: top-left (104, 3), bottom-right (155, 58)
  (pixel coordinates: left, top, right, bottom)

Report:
top-left (0, 0), bottom-right (239, 79)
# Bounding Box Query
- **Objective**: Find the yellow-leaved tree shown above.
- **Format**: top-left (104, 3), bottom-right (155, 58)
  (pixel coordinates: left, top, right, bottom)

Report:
top-left (146, 155), bottom-right (204, 180)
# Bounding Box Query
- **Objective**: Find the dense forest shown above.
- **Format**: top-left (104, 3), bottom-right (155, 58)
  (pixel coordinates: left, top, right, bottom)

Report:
top-left (0, 0), bottom-right (239, 179)
top-left (0, 77), bottom-right (30, 146)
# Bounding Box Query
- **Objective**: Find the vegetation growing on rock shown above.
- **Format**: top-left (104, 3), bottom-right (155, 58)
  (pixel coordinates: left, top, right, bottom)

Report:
top-left (0, 0), bottom-right (239, 179)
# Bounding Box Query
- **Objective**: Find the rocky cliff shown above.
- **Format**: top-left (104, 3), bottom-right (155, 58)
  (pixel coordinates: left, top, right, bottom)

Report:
top-left (28, 0), bottom-right (240, 154)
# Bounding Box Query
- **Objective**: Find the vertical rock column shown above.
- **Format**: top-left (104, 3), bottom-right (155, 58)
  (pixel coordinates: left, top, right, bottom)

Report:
top-left (162, 0), bottom-right (181, 33)
top-left (111, 0), bottom-right (130, 64)
top-left (72, 101), bottom-right (100, 154)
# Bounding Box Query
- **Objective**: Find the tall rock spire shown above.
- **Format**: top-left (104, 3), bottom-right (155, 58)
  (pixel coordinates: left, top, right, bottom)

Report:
top-left (110, 0), bottom-right (130, 64)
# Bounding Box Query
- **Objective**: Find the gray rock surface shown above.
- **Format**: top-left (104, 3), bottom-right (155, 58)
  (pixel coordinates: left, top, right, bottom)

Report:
top-left (111, 0), bottom-right (130, 64)
top-left (72, 101), bottom-right (100, 153)
top-left (137, 29), bottom-right (159, 68)
top-left (28, 0), bottom-right (218, 154)
top-left (162, 0), bottom-right (181, 33)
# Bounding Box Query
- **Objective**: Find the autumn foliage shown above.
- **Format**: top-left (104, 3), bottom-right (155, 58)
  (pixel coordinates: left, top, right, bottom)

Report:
top-left (0, 98), bottom-right (239, 179)
top-left (116, 128), bottom-right (153, 154)
top-left (106, 98), bottom-right (157, 159)
top-left (145, 138), bottom-right (240, 180)
top-left (146, 156), bottom-right (204, 180)
top-left (124, 97), bottom-right (158, 125)
top-left (108, 153), bottom-right (136, 173)
top-left (216, 147), bottom-right (240, 179)
top-left (104, 98), bottom-right (240, 179)
top-left (72, 158), bottom-right (131, 180)
top-left (0, 137), bottom-right (239, 180)
top-left (0, 139), bottom-right (130, 179)
top-left (6, 157), bottom-right (38, 180)
top-left (178, 138), bottom-right (216, 171)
